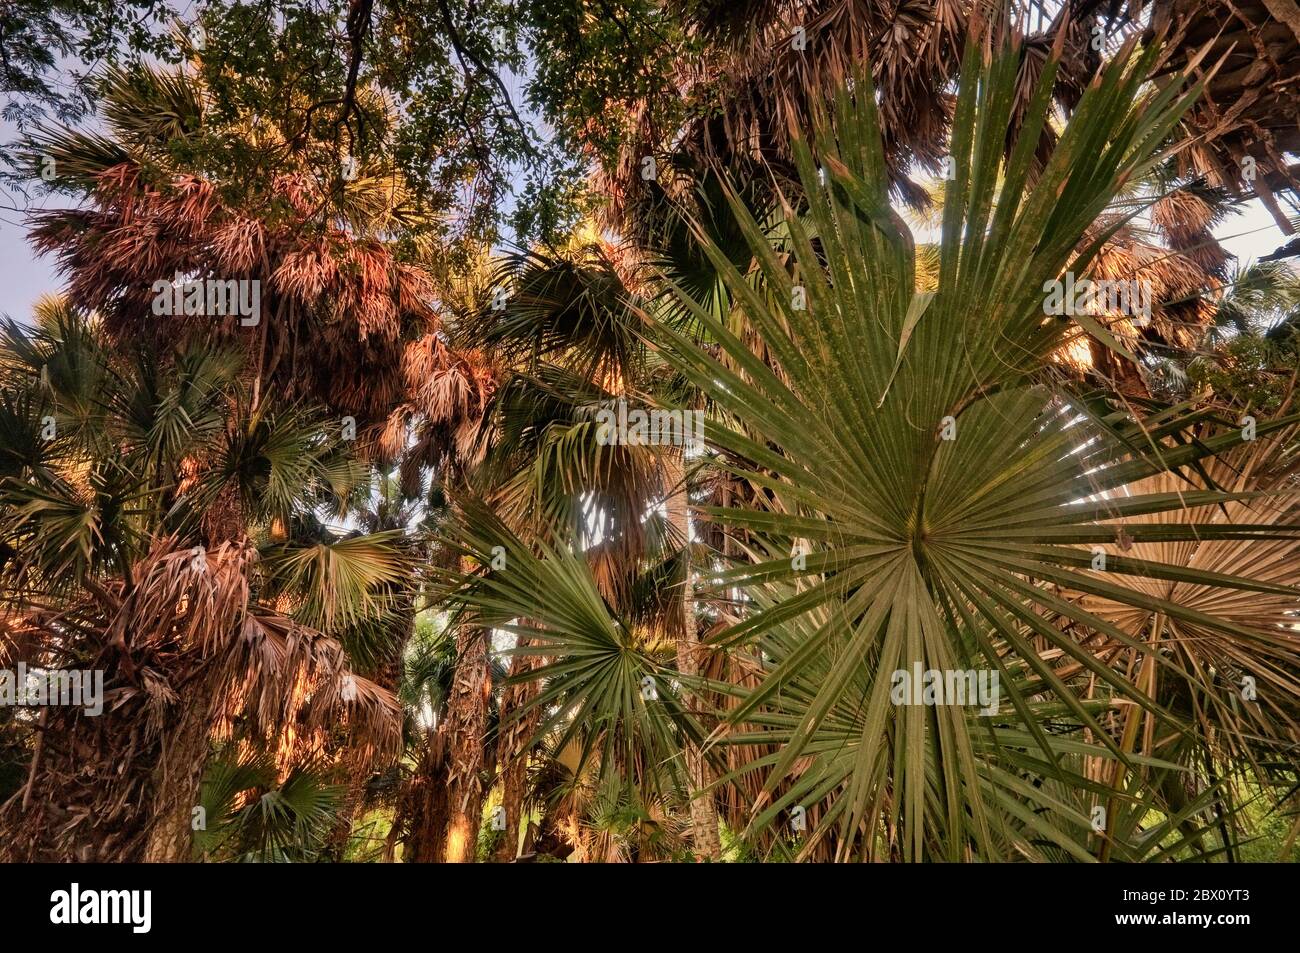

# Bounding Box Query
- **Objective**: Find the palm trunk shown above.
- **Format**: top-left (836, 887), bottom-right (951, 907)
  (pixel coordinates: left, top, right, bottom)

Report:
top-left (663, 451), bottom-right (723, 861)
top-left (400, 731), bottom-right (451, 862)
top-left (144, 480), bottom-right (248, 862)
top-left (494, 633), bottom-right (543, 862)
top-left (142, 666), bottom-right (221, 862)
top-left (325, 605), bottom-right (413, 860)
top-left (439, 623), bottom-right (491, 862)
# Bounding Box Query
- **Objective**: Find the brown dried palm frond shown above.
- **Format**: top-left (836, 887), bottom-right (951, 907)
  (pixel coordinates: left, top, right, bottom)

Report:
top-left (607, 0), bottom-right (1122, 240)
top-left (227, 611), bottom-right (401, 763)
top-left (375, 408), bottom-right (412, 466)
top-left (1063, 430), bottom-right (1300, 767)
top-left (1050, 211), bottom-right (1228, 388)
top-left (1143, 0), bottom-right (1300, 232)
top-left (111, 539), bottom-right (253, 660)
top-left (0, 537), bottom-right (400, 861)
top-left (211, 215), bottom-right (266, 275)
top-left (390, 335), bottom-right (499, 481)
top-left (1150, 182), bottom-right (1234, 277)
top-left (1086, 216), bottom-right (1219, 348)
top-left (27, 58), bottom-right (445, 437)
top-left (402, 335), bottom-right (497, 426)
top-left (272, 240), bottom-right (341, 303)
top-left (29, 162), bottom-right (435, 430)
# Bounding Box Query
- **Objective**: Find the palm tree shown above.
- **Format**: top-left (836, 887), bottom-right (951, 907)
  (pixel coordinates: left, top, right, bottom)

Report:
top-left (24, 60), bottom-right (439, 440)
top-left (438, 501), bottom-right (704, 861)
top-left (4, 0), bottom-right (1297, 867)
top-left (537, 3), bottom-right (1254, 415)
top-left (461, 239), bottom-right (729, 858)
top-left (444, 31), bottom-right (1300, 861)
top-left (1144, 0), bottom-right (1300, 233)
top-left (574, 1), bottom-right (1298, 242)
top-left (650, 34), bottom-right (1300, 859)
top-left (0, 300), bottom-right (407, 861)
top-left (8, 51), bottom-right (494, 859)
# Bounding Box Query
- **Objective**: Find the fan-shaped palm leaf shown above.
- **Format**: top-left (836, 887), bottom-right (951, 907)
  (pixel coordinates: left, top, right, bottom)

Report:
top-left (647, 35), bottom-right (1299, 859)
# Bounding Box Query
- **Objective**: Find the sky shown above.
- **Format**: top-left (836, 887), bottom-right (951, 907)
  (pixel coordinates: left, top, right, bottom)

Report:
top-left (0, 173), bottom-right (74, 323)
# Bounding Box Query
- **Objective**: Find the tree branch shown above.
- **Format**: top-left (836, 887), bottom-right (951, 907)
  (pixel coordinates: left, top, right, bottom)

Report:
top-left (434, 0), bottom-right (538, 159)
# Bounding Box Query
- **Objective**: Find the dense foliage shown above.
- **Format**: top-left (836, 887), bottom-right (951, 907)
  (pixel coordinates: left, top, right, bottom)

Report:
top-left (1, 1), bottom-right (1298, 863)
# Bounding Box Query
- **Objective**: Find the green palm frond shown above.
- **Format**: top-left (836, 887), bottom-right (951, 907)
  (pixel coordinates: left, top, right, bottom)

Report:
top-left (1212, 260), bottom-right (1300, 335)
top-left (0, 388), bottom-right (59, 482)
top-left (260, 530), bottom-right (412, 634)
top-left (645, 36), bottom-right (1299, 859)
top-left (439, 500), bottom-right (701, 797)
top-left (99, 62), bottom-right (206, 150)
top-left (197, 401), bottom-right (366, 526)
top-left (195, 750), bottom-right (344, 862)
top-left (477, 247), bottom-right (643, 383)
top-left (399, 614), bottom-right (458, 717)
top-left (107, 345), bottom-right (240, 477)
top-left (21, 61), bottom-right (204, 192)
top-left (20, 126), bottom-right (132, 192)
top-left (0, 456), bottom-right (151, 598)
